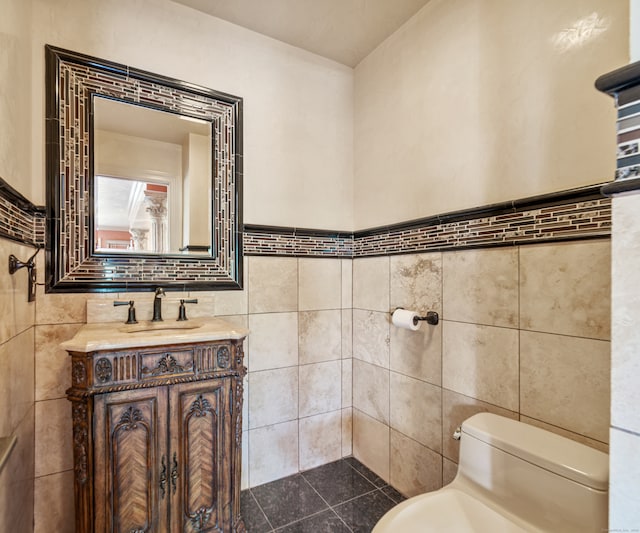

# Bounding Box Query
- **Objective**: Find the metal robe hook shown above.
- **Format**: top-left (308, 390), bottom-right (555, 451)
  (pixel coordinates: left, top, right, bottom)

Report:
top-left (8, 246), bottom-right (42, 302)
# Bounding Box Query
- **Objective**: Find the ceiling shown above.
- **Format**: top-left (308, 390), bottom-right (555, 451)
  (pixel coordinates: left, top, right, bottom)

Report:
top-left (172, 0), bottom-right (432, 67)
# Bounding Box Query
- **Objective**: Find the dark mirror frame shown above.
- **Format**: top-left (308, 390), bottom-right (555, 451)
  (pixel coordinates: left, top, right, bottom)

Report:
top-left (45, 45), bottom-right (243, 292)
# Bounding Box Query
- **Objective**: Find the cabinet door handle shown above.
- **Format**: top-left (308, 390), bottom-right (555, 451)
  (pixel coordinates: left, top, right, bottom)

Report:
top-left (159, 454), bottom-right (167, 499)
top-left (171, 452), bottom-right (179, 495)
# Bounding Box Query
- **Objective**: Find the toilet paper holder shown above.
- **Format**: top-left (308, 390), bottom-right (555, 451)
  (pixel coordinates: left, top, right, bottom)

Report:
top-left (392, 307), bottom-right (439, 326)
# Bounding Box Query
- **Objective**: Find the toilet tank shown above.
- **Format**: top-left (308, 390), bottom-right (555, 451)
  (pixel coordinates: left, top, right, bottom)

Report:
top-left (454, 413), bottom-right (608, 533)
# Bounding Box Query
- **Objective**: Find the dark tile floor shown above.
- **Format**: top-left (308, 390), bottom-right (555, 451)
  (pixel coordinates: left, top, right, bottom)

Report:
top-left (240, 457), bottom-right (406, 532)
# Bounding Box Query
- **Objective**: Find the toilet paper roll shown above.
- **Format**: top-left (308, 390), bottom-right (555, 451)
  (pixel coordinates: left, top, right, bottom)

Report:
top-left (391, 308), bottom-right (421, 331)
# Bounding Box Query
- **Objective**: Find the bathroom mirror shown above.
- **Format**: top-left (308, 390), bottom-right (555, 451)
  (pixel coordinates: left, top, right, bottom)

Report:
top-left (45, 45), bottom-right (243, 292)
top-left (93, 97), bottom-right (212, 255)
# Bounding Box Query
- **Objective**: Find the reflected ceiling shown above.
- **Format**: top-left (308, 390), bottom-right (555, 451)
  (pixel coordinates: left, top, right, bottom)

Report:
top-left (172, 0), bottom-right (432, 67)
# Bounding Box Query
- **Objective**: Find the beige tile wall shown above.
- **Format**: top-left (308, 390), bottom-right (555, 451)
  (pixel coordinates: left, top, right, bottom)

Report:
top-left (352, 239), bottom-right (612, 497)
top-left (32, 256), bottom-right (354, 531)
top-left (32, 238), bottom-right (613, 528)
top-left (610, 193), bottom-right (640, 528)
top-left (0, 239), bottom-right (36, 533)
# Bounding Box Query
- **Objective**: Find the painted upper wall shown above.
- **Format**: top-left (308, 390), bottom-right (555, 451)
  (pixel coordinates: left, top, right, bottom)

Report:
top-left (354, 0), bottom-right (629, 229)
top-left (30, 0), bottom-right (354, 229)
top-left (0, 0), bottom-right (32, 194)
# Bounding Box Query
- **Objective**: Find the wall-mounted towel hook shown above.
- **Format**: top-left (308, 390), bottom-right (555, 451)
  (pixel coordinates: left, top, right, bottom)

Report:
top-left (8, 246), bottom-right (41, 302)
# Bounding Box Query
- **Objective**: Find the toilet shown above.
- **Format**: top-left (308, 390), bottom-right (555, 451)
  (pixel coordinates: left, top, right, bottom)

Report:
top-left (373, 413), bottom-right (608, 532)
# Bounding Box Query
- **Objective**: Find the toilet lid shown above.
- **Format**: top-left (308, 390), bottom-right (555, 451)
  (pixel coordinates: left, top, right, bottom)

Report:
top-left (373, 488), bottom-right (531, 533)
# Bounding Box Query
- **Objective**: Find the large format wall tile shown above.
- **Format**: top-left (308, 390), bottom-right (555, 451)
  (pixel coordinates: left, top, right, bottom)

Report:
top-left (442, 458), bottom-right (458, 486)
top-left (0, 240), bottom-right (35, 344)
top-left (35, 286), bottom-right (91, 325)
top-left (5, 328), bottom-right (35, 433)
top-left (34, 471), bottom-right (74, 533)
top-left (248, 256), bottom-right (298, 313)
top-left (299, 360), bottom-right (342, 417)
top-left (247, 312), bottom-right (298, 371)
top-left (299, 310), bottom-right (342, 364)
top-left (442, 389), bottom-right (518, 463)
top-left (520, 240), bottom-right (611, 340)
top-left (353, 309), bottom-right (389, 368)
top-left (353, 359), bottom-right (389, 424)
top-left (609, 427), bottom-right (640, 530)
top-left (520, 416), bottom-right (608, 452)
top-left (353, 409), bottom-right (389, 482)
top-left (342, 408), bottom-right (353, 456)
top-left (249, 420), bottom-right (299, 487)
top-left (35, 324), bottom-right (82, 401)
top-left (299, 410), bottom-right (342, 470)
top-left (390, 430), bottom-right (442, 497)
top-left (520, 330), bottom-right (610, 442)
top-left (390, 252), bottom-right (442, 315)
top-left (443, 321), bottom-right (519, 410)
top-left (248, 367), bottom-right (298, 429)
top-left (0, 406), bottom-right (34, 533)
top-left (298, 258), bottom-right (341, 311)
top-left (353, 257), bottom-right (389, 311)
top-left (443, 248), bottom-right (518, 327)
top-left (342, 359), bottom-right (352, 408)
top-left (341, 309), bottom-right (353, 358)
top-left (390, 372), bottom-right (441, 452)
top-left (342, 259), bottom-right (353, 309)
top-left (35, 398), bottom-right (72, 477)
top-left (390, 319), bottom-right (441, 386)
top-left (241, 431), bottom-right (249, 490)
top-left (611, 194), bottom-right (640, 434)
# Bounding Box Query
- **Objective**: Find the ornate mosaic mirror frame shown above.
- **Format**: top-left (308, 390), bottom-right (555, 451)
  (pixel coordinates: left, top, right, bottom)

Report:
top-left (45, 45), bottom-right (243, 292)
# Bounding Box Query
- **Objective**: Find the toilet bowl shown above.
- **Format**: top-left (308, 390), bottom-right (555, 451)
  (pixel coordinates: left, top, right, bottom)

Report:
top-left (373, 413), bottom-right (608, 532)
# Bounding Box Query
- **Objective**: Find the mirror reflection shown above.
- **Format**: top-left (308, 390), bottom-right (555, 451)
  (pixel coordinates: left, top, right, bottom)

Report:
top-left (93, 96), bottom-right (212, 255)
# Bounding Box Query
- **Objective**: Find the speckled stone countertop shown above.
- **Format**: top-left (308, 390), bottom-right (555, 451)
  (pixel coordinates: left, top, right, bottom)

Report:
top-left (61, 317), bottom-right (249, 353)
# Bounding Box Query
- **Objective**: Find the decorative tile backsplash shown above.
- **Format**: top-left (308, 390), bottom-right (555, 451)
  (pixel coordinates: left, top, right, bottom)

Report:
top-left (243, 226), bottom-right (353, 257)
top-left (0, 177), bottom-right (45, 247)
top-left (244, 185), bottom-right (611, 258)
top-left (1, 180), bottom-right (611, 262)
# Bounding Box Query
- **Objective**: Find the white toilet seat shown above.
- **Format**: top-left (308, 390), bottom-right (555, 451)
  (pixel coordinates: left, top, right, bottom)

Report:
top-left (373, 487), bottom-right (532, 533)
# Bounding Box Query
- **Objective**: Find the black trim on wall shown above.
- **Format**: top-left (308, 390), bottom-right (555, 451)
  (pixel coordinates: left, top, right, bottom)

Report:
top-left (0, 176), bottom-right (45, 247)
top-left (245, 183), bottom-right (607, 240)
top-left (0, 177), bottom-right (45, 216)
top-left (243, 183), bottom-right (610, 258)
top-left (595, 60), bottom-right (640, 97)
top-left (353, 183), bottom-right (606, 239)
top-left (601, 177), bottom-right (640, 196)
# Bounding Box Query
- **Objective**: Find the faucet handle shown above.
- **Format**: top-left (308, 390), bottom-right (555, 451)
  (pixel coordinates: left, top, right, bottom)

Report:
top-left (177, 299), bottom-right (198, 321)
top-left (114, 300), bottom-right (138, 324)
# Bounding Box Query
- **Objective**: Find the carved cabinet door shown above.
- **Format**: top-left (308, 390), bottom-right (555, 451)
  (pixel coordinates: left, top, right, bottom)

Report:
top-left (168, 380), bottom-right (232, 532)
top-left (93, 387), bottom-right (170, 533)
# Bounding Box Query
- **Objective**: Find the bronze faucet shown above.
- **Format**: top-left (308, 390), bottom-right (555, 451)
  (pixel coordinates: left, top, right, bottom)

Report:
top-left (152, 287), bottom-right (166, 321)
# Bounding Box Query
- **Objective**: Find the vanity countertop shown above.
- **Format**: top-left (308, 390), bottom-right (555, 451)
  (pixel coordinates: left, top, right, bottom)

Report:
top-left (61, 317), bottom-right (249, 353)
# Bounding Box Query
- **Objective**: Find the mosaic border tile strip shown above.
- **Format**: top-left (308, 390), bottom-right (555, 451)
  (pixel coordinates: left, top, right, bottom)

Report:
top-left (597, 61), bottom-right (640, 196)
top-left (45, 45), bottom-right (242, 292)
top-left (0, 177), bottom-right (611, 268)
top-left (0, 177), bottom-right (45, 248)
top-left (243, 184), bottom-right (611, 258)
top-left (243, 226), bottom-right (353, 257)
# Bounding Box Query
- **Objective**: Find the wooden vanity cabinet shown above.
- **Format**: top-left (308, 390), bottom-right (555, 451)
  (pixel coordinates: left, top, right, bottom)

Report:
top-left (66, 337), bottom-right (246, 533)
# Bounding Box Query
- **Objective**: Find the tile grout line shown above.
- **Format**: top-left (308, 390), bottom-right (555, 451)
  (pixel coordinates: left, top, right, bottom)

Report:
top-left (298, 471), bottom-right (354, 533)
top-left (296, 258), bottom-right (300, 475)
top-left (247, 488), bottom-right (276, 532)
top-left (440, 251), bottom-right (445, 487)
